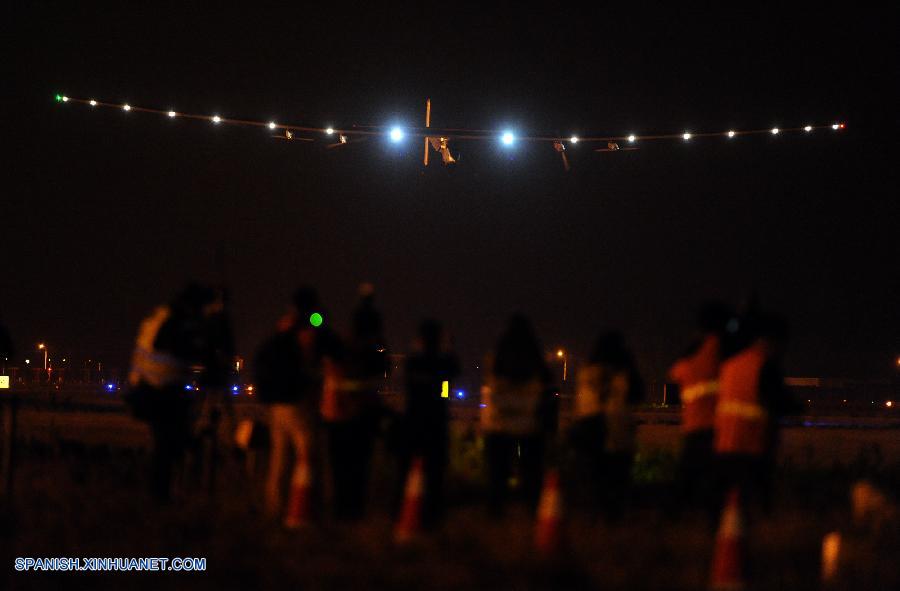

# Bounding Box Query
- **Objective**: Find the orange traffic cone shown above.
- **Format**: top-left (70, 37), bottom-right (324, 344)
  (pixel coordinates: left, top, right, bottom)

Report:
top-left (710, 488), bottom-right (746, 591)
top-left (283, 457), bottom-right (312, 529)
top-left (821, 531), bottom-right (841, 584)
top-left (394, 456), bottom-right (425, 544)
top-left (534, 468), bottom-right (563, 557)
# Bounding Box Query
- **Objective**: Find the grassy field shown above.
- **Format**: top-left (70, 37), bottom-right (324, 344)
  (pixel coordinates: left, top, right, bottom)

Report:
top-left (2, 404), bottom-right (899, 589)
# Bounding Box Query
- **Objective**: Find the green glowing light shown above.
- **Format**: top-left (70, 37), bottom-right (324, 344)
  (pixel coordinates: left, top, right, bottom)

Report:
top-left (55, 94), bottom-right (63, 102)
top-left (309, 312), bottom-right (323, 327)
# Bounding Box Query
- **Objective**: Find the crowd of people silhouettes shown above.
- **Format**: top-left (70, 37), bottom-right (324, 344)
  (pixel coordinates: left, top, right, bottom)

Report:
top-left (122, 282), bottom-right (794, 530)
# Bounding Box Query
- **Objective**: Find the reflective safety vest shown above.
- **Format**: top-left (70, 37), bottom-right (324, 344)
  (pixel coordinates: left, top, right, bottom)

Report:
top-left (127, 306), bottom-right (188, 388)
top-left (481, 376), bottom-right (542, 435)
top-left (714, 341), bottom-right (768, 456)
top-left (670, 335), bottom-right (721, 433)
top-left (320, 359), bottom-right (381, 422)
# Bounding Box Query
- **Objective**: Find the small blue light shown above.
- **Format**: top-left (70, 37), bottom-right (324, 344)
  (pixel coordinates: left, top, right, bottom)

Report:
top-left (389, 127), bottom-right (404, 142)
top-left (184, 384), bottom-right (193, 391)
top-left (501, 131), bottom-right (515, 146)
top-left (232, 385), bottom-right (239, 395)
top-left (106, 383), bottom-right (115, 391)
top-left (456, 390), bottom-right (465, 399)
top-left (479, 403), bottom-right (487, 408)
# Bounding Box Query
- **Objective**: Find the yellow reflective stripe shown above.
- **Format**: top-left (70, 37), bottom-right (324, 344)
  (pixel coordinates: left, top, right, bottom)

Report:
top-left (681, 380), bottom-right (719, 403)
top-left (718, 400), bottom-right (767, 420)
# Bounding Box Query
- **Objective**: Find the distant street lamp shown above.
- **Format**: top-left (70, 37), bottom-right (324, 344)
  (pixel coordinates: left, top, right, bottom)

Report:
top-left (37, 343), bottom-right (48, 370)
top-left (556, 349), bottom-right (567, 382)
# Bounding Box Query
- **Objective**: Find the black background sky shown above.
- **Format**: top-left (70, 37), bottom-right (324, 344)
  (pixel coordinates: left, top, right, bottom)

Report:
top-left (4, 4), bottom-right (898, 382)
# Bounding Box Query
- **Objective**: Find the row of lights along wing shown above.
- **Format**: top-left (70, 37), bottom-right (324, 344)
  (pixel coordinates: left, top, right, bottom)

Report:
top-left (58, 96), bottom-right (846, 144)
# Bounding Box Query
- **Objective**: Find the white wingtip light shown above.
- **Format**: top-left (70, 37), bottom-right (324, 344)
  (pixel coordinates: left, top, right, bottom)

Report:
top-left (804, 125), bottom-right (812, 132)
top-left (212, 115), bottom-right (221, 124)
top-left (570, 136), bottom-right (579, 144)
top-left (168, 111), bottom-right (177, 118)
top-left (727, 130), bottom-right (735, 138)
top-left (89, 100), bottom-right (97, 106)
top-left (389, 127), bottom-right (404, 142)
top-left (268, 121), bottom-right (276, 130)
top-left (832, 123), bottom-right (840, 130)
top-left (771, 127), bottom-right (780, 135)
top-left (325, 127), bottom-right (335, 135)
top-left (627, 135), bottom-right (636, 143)
top-left (683, 132), bottom-right (692, 140)
top-left (123, 104), bottom-right (131, 111)
top-left (501, 131), bottom-right (515, 146)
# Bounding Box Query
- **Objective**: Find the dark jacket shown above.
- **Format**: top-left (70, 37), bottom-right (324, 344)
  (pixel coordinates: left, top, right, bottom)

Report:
top-left (405, 351), bottom-right (460, 430)
top-left (254, 326), bottom-right (338, 404)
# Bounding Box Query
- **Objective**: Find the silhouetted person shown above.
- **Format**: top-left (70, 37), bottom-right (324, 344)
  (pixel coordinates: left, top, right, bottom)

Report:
top-left (0, 315), bottom-right (14, 497)
top-left (127, 283), bottom-right (221, 502)
top-left (395, 319), bottom-right (460, 528)
top-left (668, 302), bottom-right (732, 517)
top-left (481, 314), bottom-right (552, 517)
top-left (255, 286), bottom-right (337, 521)
top-left (0, 316), bottom-right (13, 375)
top-left (714, 310), bottom-right (795, 514)
top-left (185, 286), bottom-right (237, 491)
top-left (570, 330), bottom-right (642, 520)
top-left (323, 284), bottom-right (388, 521)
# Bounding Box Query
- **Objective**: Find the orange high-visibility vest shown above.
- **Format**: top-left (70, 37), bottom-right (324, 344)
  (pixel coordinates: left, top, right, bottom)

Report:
top-left (714, 341), bottom-right (768, 456)
top-left (670, 335), bottom-right (721, 433)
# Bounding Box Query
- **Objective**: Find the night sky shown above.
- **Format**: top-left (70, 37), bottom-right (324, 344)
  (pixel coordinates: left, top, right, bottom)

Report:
top-left (5, 5), bottom-right (898, 382)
